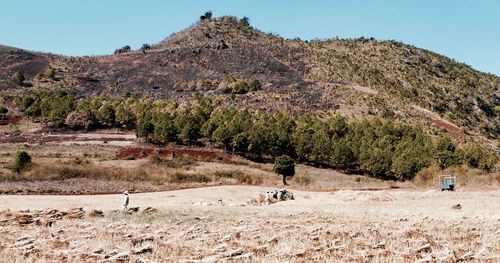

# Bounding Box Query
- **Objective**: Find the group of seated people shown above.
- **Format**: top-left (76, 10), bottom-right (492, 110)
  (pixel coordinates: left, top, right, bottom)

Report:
top-left (264, 189), bottom-right (294, 205)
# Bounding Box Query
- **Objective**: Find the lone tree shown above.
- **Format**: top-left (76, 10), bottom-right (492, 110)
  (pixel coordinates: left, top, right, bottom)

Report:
top-left (240, 16), bottom-right (250, 26)
top-left (12, 150), bottom-right (31, 173)
top-left (273, 155), bottom-right (295, 185)
top-left (200, 10), bottom-right (212, 20)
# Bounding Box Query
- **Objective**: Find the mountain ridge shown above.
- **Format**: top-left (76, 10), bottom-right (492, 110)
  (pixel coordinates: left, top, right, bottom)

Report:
top-left (0, 15), bottom-right (498, 141)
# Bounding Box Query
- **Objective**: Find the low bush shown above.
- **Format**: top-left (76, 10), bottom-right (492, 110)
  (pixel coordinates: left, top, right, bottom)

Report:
top-left (168, 172), bottom-right (211, 183)
top-left (12, 151), bottom-right (31, 173)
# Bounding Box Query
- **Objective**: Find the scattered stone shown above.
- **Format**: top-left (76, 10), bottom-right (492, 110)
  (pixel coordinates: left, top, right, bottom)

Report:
top-left (232, 252), bottom-right (253, 260)
top-left (416, 243), bottom-right (431, 253)
top-left (227, 247), bottom-right (244, 257)
top-left (88, 210), bottom-right (104, 218)
top-left (132, 245), bottom-right (153, 255)
top-left (213, 243), bottom-right (228, 253)
top-left (373, 241), bottom-right (385, 249)
top-left (127, 207), bottom-right (140, 213)
top-left (451, 204), bottom-right (462, 209)
top-left (131, 235), bottom-right (154, 245)
top-left (220, 234), bottom-right (231, 242)
top-left (107, 251), bottom-right (129, 262)
top-left (141, 207), bottom-right (158, 214)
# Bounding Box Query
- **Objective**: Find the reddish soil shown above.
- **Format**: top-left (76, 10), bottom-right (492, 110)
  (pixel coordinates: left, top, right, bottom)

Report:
top-left (116, 146), bottom-right (233, 162)
top-left (0, 116), bottom-right (22, 126)
top-left (427, 118), bottom-right (465, 136)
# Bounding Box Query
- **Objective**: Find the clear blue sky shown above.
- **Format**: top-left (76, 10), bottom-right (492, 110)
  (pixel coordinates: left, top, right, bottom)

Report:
top-left (1, 0), bottom-right (499, 75)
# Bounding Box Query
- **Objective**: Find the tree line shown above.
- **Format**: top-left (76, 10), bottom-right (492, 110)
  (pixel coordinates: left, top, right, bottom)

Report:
top-left (7, 90), bottom-right (498, 179)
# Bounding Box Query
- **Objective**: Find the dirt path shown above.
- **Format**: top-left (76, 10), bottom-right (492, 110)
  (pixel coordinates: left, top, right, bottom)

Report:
top-left (1, 186), bottom-right (499, 221)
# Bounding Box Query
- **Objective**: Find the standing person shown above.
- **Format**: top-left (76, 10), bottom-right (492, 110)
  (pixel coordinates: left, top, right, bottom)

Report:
top-left (123, 191), bottom-right (129, 211)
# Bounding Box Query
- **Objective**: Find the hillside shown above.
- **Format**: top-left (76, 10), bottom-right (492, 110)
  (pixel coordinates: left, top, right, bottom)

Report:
top-left (0, 16), bottom-right (498, 140)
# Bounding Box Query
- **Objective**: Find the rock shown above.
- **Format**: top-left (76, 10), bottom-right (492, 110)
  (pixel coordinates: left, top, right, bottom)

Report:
top-left (132, 245), bottom-right (153, 255)
top-left (220, 234), bottom-right (231, 242)
top-left (213, 243), bottom-right (228, 253)
top-left (460, 251), bottom-right (474, 260)
top-left (141, 207), bottom-right (157, 214)
top-left (373, 241), bottom-right (385, 249)
top-left (310, 235), bottom-right (320, 241)
top-left (108, 251), bottom-right (129, 262)
top-left (15, 214), bottom-right (33, 225)
top-left (88, 210), bottom-right (104, 218)
top-left (127, 207), bottom-right (140, 213)
top-left (131, 235), bottom-right (154, 245)
top-left (451, 204), bottom-right (462, 209)
top-left (232, 252), bottom-right (253, 260)
top-left (416, 243), bottom-right (431, 253)
top-left (92, 248), bottom-right (104, 254)
top-left (227, 247), bottom-right (243, 257)
top-left (65, 208), bottom-right (85, 219)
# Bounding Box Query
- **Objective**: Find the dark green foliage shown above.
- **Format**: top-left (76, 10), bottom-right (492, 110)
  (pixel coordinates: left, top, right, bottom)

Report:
top-left (240, 16), bottom-right (250, 26)
top-left (0, 107), bottom-right (8, 119)
top-left (433, 137), bottom-right (460, 169)
top-left (11, 89), bottom-right (496, 180)
top-left (12, 150), bottom-right (31, 173)
top-left (140, 44), bottom-right (151, 51)
top-left (273, 155), bottom-right (295, 185)
top-left (200, 10), bottom-right (212, 20)
top-left (464, 144), bottom-right (497, 171)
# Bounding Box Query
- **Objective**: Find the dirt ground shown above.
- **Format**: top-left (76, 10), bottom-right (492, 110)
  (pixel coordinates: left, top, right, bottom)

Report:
top-left (0, 186), bottom-right (499, 262)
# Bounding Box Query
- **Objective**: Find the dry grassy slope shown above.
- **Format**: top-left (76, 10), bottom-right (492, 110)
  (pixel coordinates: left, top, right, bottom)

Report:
top-left (0, 16), bottom-right (498, 139)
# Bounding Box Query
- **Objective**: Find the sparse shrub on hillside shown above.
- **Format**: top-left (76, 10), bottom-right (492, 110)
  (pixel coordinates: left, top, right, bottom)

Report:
top-left (200, 10), bottom-right (212, 21)
top-left (273, 155), bottom-right (295, 185)
top-left (114, 45), bottom-right (131, 54)
top-left (240, 16), bottom-right (250, 26)
top-left (232, 80), bottom-right (249, 94)
top-left (249, 79), bottom-right (262, 91)
top-left (12, 71), bottom-right (25, 86)
top-left (140, 44), bottom-right (151, 51)
top-left (12, 150), bottom-right (31, 173)
top-left (44, 68), bottom-right (56, 80)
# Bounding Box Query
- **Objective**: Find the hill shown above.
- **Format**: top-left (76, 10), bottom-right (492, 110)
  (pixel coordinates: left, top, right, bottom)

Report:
top-left (0, 16), bottom-right (498, 140)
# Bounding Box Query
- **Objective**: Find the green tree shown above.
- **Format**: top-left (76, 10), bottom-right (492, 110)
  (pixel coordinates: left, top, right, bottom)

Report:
top-left (434, 137), bottom-right (459, 169)
top-left (273, 155), bottom-right (295, 185)
top-left (152, 113), bottom-right (177, 144)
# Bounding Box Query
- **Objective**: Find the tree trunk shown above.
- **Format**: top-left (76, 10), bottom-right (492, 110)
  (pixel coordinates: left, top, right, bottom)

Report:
top-left (282, 175), bottom-right (288, 186)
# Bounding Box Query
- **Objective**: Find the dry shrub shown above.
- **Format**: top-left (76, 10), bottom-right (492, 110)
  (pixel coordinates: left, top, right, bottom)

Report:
top-left (414, 165), bottom-right (499, 189)
top-left (213, 169), bottom-right (243, 179)
top-left (168, 172), bottom-right (211, 183)
top-left (236, 173), bottom-right (263, 185)
top-left (149, 155), bottom-right (197, 169)
top-left (293, 173), bottom-right (315, 186)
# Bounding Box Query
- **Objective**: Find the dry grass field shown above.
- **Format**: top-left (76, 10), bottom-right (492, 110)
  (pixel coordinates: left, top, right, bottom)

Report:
top-left (0, 186), bottom-right (499, 262)
top-left (0, 132), bottom-right (498, 262)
